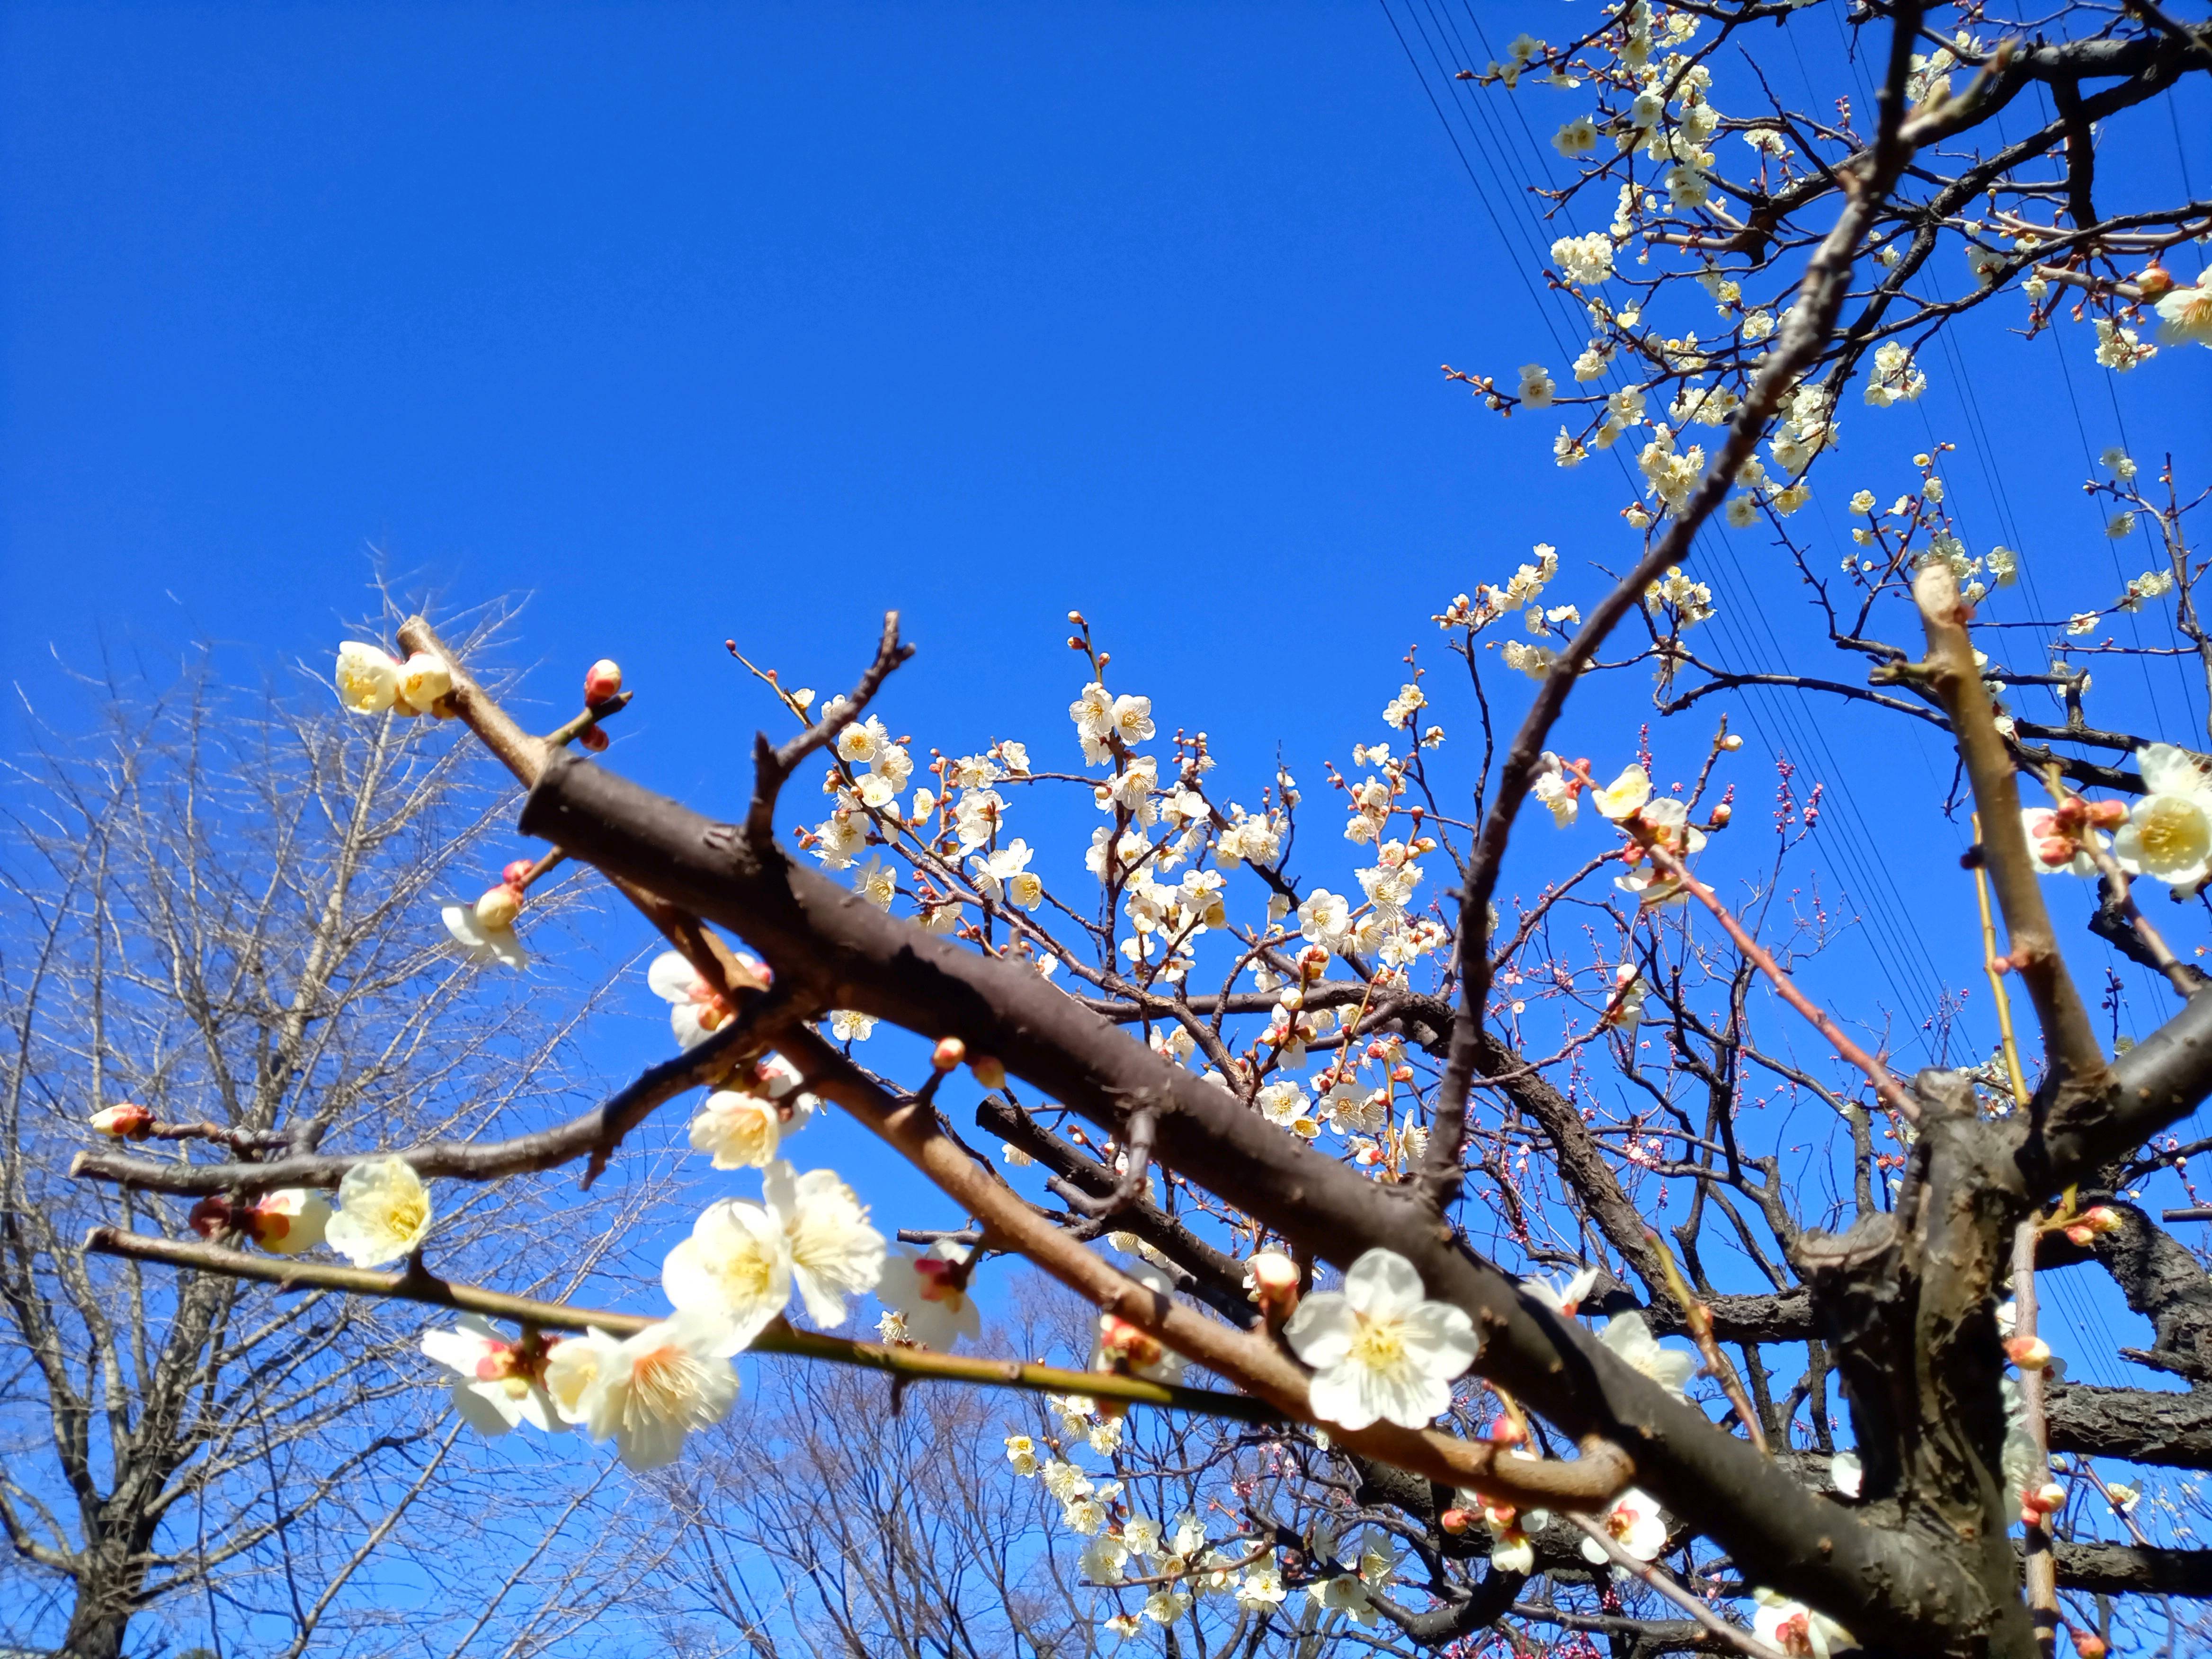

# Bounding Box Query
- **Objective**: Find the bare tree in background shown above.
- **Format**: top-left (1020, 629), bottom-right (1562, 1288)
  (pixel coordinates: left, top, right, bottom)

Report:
top-left (0, 642), bottom-right (672, 1658)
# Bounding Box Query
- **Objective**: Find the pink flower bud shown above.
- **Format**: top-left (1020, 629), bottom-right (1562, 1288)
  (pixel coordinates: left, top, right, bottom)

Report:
top-left (1489, 1414), bottom-right (1527, 1446)
top-left (501, 859), bottom-right (535, 888)
top-left (579, 725), bottom-right (610, 753)
top-left (583, 659), bottom-right (624, 706)
top-left (188, 1196), bottom-right (234, 1240)
top-left (970, 1055), bottom-right (1007, 1089)
top-left (1439, 1507), bottom-right (1473, 1534)
top-left (2075, 1632), bottom-right (2109, 1658)
top-left (1710, 803), bottom-right (1732, 826)
top-left (2030, 1480), bottom-right (2067, 1513)
top-left (475, 885), bottom-right (523, 929)
top-left (932, 1036), bottom-right (968, 1071)
top-left (2086, 799), bottom-right (2127, 829)
top-left (2006, 1335), bottom-right (2053, 1370)
top-left (90, 1103), bottom-right (154, 1140)
top-left (2081, 1205), bottom-right (2123, 1235)
top-left (2137, 264), bottom-right (2175, 301)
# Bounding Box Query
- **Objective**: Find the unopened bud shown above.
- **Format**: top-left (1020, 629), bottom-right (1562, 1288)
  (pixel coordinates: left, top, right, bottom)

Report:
top-left (1488, 1413), bottom-right (1527, 1446)
top-left (2006, 1335), bottom-right (2053, 1370)
top-left (2136, 264), bottom-right (2175, 301)
top-left (1710, 803), bottom-right (1732, 826)
top-left (2036, 835), bottom-right (2078, 867)
top-left (2063, 1223), bottom-right (2095, 1246)
top-left (2029, 1480), bottom-right (2067, 1513)
top-left (1067, 610), bottom-right (1085, 626)
top-left (1412, 836), bottom-right (1438, 854)
top-left (188, 1196), bottom-right (234, 1240)
top-left (501, 858), bottom-right (535, 888)
top-left (475, 884), bottom-right (523, 929)
top-left (970, 1055), bottom-right (1007, 1089)
top-left (2080, 1204), bottom-right (2123, 1235)
top-left (1096, 1313), bottom-right (1164, 1370)
top-left (579, 725), bottom-right (611, 753)
top-left (1390, 1064), bottom-right (1415, 1083)
top-left (2074, 1632), bottom-right (2108, 1659)
top-left (932, 1036), bottom-right (967, 1071)
top-left (1720, 732), bottom-right (1743, 751)
top-left (90, 1103), bottom-right (154, 1140)
top-left (2086, 799), bottom-right (2128, 829)
top-left (1439, 1507), bottom-right (1473, 1534)
top-left (1277, 987), bottom-right (1304, 1011)
top-left (1245, 1250), bottom-right (1300, 1324)
top-left (583, 659), bottom-right (624, 706)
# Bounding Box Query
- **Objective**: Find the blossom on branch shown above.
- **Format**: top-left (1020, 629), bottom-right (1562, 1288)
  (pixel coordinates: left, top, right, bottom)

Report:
top-left (419, 1316), bottom-right (564, 1437)
top-left (1281, 1248), bottom-right (1478, 1431)
top-left (557, 1313), bottom-right (738, 1470)
top-left (324, 1156), bottom-right (432, 1267)
top-left (875, 1240), bottom-right (982, 1351)
top-left (663, 1197), bottom-right (794, 1355)
top-left (765, 1160), bottom-right (887, 1328)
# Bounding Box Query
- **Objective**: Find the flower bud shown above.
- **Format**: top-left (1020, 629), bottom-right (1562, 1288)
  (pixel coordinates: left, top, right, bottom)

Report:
top-left (1439, 1507), bottom-right (1473, 1534)
top-left (188, 1195), bottom-right (235, 1240)
top-left (1245, 1250), bottom-right (1300, 1324)
top-left (90, 1103), bottom-right (154, 1140)
top-left (2029, 1480), bottom-right (2067, 1513)
top-left (1488, 1413), bottom-right (1527, 1447)
top-left (2036, 835), bottom-right (2078, 867)
top-left (579, 725), bottom-right (611, 753)
top-left (2063, 1223), bottom-right (2095, 1247)
top-left (1095, 1313), bottom-right (1164, 1371)
top-left (1277, 987), bottom-right (1303, 1011)
top-left (2086, 799), bottom-right (2128, 829)
top-left (2006, 1334), bottom-right (2053, 1370)
top-left (970, 1055), bottom-right (1007, 1089)
top-left (501, 858), bottom-right (535, 889)
top-left (1710, 803), bottom-right (1732, 826)
top-left (475, 884), bottom-right (523, 929)
top-left (2080, 1204), bottom-right (2123, 1235)
top-left (583, 659), bottom-right (624, 706)
top-left (1720, 733), bottom-right (1743, 751)
top-left (932, 1036), bottom-right (967, 1071)
top-left (2074, 1632), bottom-right (2108, 1658)
top-left (2137, 264), bottom-right (2175, 300)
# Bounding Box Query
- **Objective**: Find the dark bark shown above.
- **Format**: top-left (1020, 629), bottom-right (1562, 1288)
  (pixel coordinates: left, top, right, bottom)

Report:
top-left (519, 749), bottom-right (1994, 1650)
top-left (2046, 1382), bottom-right (2212, 1468)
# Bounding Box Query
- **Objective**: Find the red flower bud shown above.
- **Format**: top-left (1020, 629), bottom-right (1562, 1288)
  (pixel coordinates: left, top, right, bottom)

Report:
top-left (1439, 1507), bottom-right (1473, 1534)
top-left (932, 1036), bottom-right (968, 1071)
top-left (188, 1196), bottom-right (234, 1240)
top-left (90, 1103), bottom-right (155, 1140)
top-left (579, 725), bottom-right (611, 753)
top-left (583, 659), bottom-right (624, 706)
top-left (501, 859), bottom-right (534, 888)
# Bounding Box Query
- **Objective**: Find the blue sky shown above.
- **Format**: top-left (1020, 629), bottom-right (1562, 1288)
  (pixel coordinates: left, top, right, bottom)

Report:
top-left (5, 2), bottom-right (2212, 1640)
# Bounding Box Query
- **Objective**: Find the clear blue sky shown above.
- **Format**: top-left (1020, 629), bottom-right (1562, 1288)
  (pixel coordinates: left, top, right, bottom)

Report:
top-left (4, 5), bottom-right (2212, 1635)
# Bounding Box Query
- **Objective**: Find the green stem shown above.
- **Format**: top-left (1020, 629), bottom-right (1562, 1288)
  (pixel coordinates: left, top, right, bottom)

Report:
top-left (82, 1226), bottom-right (1282, 1425)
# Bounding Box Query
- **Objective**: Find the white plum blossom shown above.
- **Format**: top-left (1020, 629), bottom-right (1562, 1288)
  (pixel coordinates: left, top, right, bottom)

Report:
top-left (663, 1197), bottom-right (794, 1355)
top-left (1282, 1248), bottom-right (1479, 1430)
top-left (875, 1240), bottom-right (983, 1351)
top-left (649, 948), bottom-right (767, 1050)
top-left (765, 1160), bottom-right (887, 1327)
top-left (1580, 1486), bottom-right (1668, 1565)
top-left (334, 642), bottom-right (403, 714)
top-left (441, 885), bottom-right (526, 969)
top-left (2156, 278), bottom-right (2212, 348)
top-left (560, 1312), bottom-right (739, 1470)
top-left (2115, 744), bottom-right (2212, 893)
top-left (325, 1156), bottom-right (432, 1268)
top-left (1753, 1589), bottom-right (1857, 1657)
top-left (1598, 1311), bottom-right (1697, 1397)
top-left (1523, 1266), bottom-right (1599, 1317)
top-left (419, 1316), bottom-right (565, 1437)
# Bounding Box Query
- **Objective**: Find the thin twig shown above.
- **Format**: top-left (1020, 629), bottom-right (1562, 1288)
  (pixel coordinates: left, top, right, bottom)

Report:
top-left (1568, 1515), bottom-right (1788, 1659)
top-left (80, 1226), bottom-right (1284, 1424)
